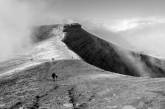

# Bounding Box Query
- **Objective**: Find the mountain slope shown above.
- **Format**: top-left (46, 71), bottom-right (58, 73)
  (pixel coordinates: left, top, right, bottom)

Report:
top-left (62, 23), bottom-right (165, 77)
top-left (1, 59), bottom-right (165, 109)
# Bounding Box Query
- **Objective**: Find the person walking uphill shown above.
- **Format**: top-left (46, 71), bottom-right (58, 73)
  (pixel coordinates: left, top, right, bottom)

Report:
top-left (52, 73), bottom-right (58, 81)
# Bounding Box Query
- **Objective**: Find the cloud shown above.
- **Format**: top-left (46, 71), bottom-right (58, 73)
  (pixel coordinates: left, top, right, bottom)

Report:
top-left (0, 0), bottom-right (61, 61)
top-left (0, 0), bottom-right (34, 61)
top-left (113, 17), bottom-right (165, 58)
top-left (102, 17), bottom-right (165, 32)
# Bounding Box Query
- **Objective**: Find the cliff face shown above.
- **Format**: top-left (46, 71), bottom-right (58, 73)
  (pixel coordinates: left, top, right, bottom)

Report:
top-left (62, 23), bottom-right (165, 77)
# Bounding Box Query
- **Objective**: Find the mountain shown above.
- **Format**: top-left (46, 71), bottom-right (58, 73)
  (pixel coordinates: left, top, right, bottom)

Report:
top-left (0, 23), bottom-right (165, 109)
top-left (63, 23), bottom-right (165, 77)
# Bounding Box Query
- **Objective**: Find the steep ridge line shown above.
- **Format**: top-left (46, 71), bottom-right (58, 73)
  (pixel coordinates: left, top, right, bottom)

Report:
top-left (62, 23), bottom-right (165, 77)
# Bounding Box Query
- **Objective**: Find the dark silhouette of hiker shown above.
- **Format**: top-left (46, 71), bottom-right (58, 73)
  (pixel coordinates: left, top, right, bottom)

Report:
top-left (51, 58), bottom-right (55, 61)
top-left (52, 73), bottom-right (58, 81)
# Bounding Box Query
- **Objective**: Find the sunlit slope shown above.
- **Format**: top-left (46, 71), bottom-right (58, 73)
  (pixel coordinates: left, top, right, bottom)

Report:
top-left (0, 25), bottom-right (79, 76)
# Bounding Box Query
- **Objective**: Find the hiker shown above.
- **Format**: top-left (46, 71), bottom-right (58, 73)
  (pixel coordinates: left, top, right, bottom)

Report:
top-left (52, 73), bottom-right (58, 81)
top-left (51, 58), bottom-right (55, 61)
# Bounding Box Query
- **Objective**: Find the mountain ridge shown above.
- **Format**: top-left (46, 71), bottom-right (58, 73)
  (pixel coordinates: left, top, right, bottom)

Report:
top-left (62, 23), bottom-right (165, 77)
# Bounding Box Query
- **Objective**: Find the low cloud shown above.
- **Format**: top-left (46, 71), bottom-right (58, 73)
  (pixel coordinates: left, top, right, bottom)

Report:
top-left (0, 0), bottom-right (60, 61)
top-left (0, 0), bottom-right (33, 61)
top-left (117, 18), bottom-right (165, 58)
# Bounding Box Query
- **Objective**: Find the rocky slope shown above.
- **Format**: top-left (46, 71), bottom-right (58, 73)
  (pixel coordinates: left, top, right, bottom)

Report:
top-left (0, 23), bottom-right (165, 109)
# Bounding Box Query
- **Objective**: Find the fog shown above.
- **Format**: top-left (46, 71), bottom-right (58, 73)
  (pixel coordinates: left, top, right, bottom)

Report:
top-left (0, 0), bottom-right (61, 61)
top-left (0, 0), bottom-right (31, 61)
top-left (117, 19), bottom-right (165, 58)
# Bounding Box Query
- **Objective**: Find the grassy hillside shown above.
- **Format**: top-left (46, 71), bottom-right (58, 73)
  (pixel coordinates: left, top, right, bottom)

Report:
top-left (1, 60), bottom-right (165, 109)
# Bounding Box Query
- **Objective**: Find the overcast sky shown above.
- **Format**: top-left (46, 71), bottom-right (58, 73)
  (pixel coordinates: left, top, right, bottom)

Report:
top-left (51, 0), bottom-right (165, 20)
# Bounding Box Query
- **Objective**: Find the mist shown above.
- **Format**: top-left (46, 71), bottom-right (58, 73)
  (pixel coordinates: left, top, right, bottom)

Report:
top-left (118, 20), bottom-right (165, 58)
top-left (0, 0), bottom-right (61, 61)
top-left (0, 0), bottom-right (35, 61)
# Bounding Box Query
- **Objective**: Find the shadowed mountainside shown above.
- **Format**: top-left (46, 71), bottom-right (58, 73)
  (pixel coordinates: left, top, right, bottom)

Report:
top-left (62, 23), bottom-right (165, 77)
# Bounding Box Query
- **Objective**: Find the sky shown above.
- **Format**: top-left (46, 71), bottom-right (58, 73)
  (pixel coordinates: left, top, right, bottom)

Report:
top-left (53, 0), bottom-right (165, 20)
top-left (1, 0), bottom-right (165, 61)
